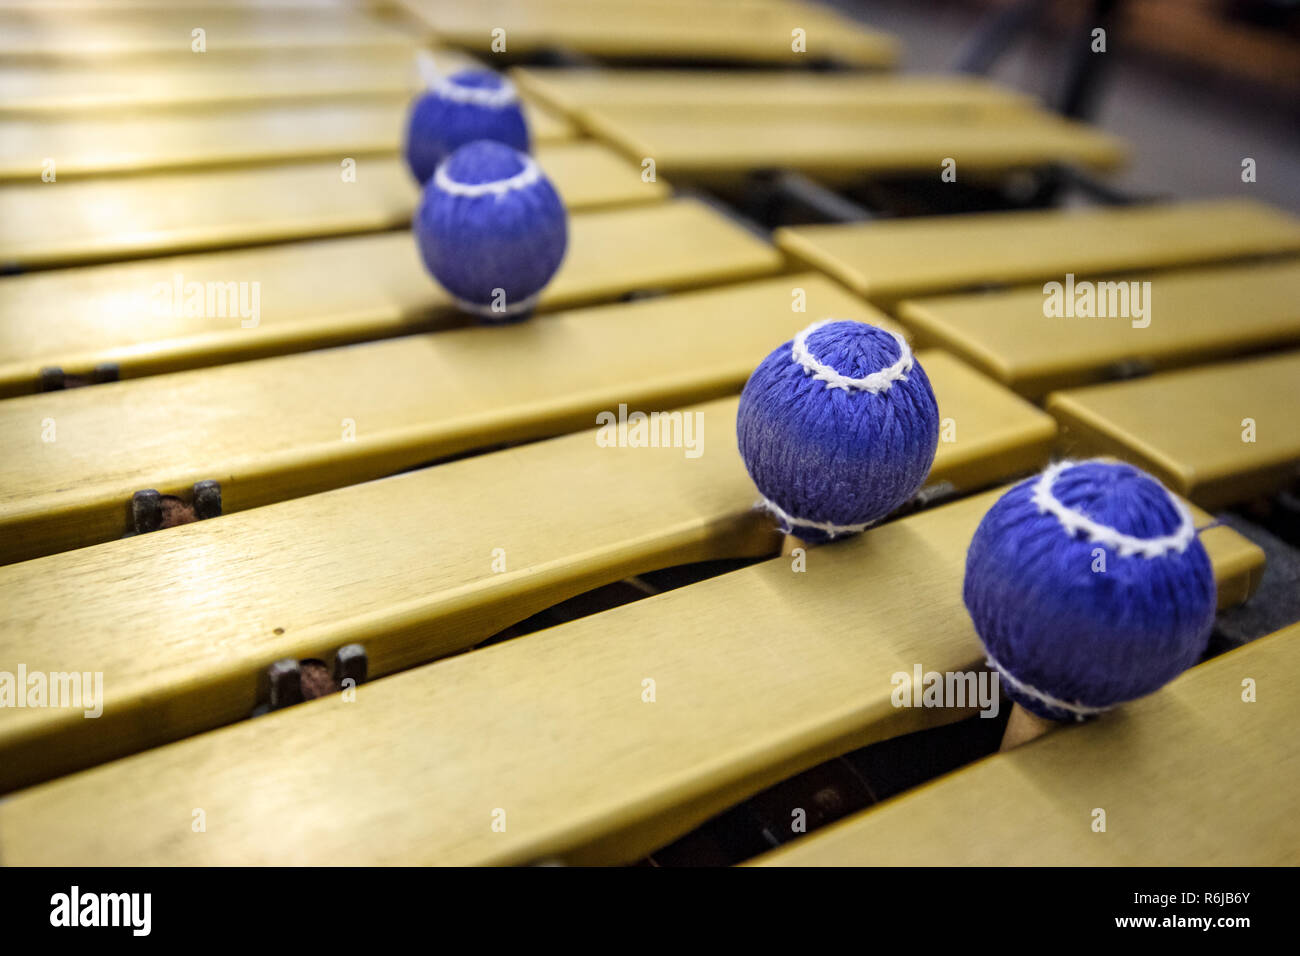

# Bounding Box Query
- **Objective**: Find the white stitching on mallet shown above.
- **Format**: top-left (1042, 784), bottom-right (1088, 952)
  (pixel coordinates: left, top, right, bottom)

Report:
top-left (433, 74), bottom-right (519, 109)
top-left (1031, 460), bottom-right (1195, 559)
top-left (984, 650), bottom-right (1110, 721)
top-left (756, 497), bottom-right (877, 538)
top-left (415, 50), bottom-right (441, 89)
top-left (791, 319), bottom-right (913, 393)
top-left (433, 153), bottom-right (542, 200)
top-left (451, 291), bottom-right (541, 319)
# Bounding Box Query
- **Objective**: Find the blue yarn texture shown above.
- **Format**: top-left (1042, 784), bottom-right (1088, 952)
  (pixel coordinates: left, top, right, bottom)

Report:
top-left (414, 140), bottom-right (568, 320)
top-left (736, 320), bottom-right (939, 543)
top-left (963, 460), bottom-right (1216, 721)
top-left (404, 70), bottom-right (530, 185)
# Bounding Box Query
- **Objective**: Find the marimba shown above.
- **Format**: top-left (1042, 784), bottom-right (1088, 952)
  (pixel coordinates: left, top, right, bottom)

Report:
top-left (0, 0), bottom-right (1297, 867)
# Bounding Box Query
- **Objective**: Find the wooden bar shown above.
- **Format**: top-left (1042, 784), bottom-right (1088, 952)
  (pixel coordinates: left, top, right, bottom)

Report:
top-left (0, 142), bottom-right (666, 271)
top-left (779, 200), bottom-right (1300, 303)
top-left (897, 259), bottom-right (1300, 398)
top-left (0, 198), bottom-right (782, 398)
top-left (0, 488), bottom-right (1260, 862)
top-left (0, 0), bottom-right (367, 7)
top-left (751, 623), bottom-right (1300, 866)
top-left (511, 68), bottom-right (1036, 119)
top-left (0, 48), bottom-right (485, 113)
top-left (397, 0), bottom-right (899, 67)
top-left (0, 94), bottom-right (573, 182)
top-left (579, 107), bottom-right (1125, 180)
top-left (0, 9), bottom-right (416, 59)
top-left (0, 274), bottom-right (884, 564)
top-left (1048, 350), bottom-right (1300, 509)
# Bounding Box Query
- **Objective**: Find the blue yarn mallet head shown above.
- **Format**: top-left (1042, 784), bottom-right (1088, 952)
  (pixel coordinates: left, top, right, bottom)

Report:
top-left (736, 319), bottom-right (940, 543)
top-left (964, 459), bottom-right (1216, 723)
top-left (414, 140), bottom-right (568, 322)
top-left (404, 68), bottom-right (531, 186)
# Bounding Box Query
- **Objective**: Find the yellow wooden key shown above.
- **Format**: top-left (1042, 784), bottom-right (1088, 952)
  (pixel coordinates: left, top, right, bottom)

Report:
top-left (1049, 349), bottom-right (1300, 508)
top-left (0, 8), bottom-right (415, 59)
top-left (0, 93), bottom-right (574, 181)
top-left (0, 97), bottom-right (418, 182)
top-left (0, 355), bottom-right (1056, 793)
top-left (751, 622), bottom-right (1300, 866)
top-left (580, 106), bottom-right (1125, 181)
top-left (0, 0), bottom-right (372, 7)
top-left (0, 198), bottom-right (781, 398)
top-left (0, 48), bottom-right (485, 113)
top-left (512, 67), bottom-right (1036, 119)
top-left (0, 274), bottom-right (881, 565)
top-left (0, 142), bottom-right (666, 270)
top-left (399, 0), bottom-right (899, 67)
top-left (0, 487), bottom-right (1259, 863)
top-left (780, 199), bottom-right (1300, 303)
top-left (897, 258), bottom-right (1300, 398)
